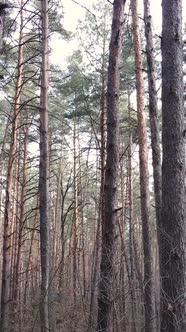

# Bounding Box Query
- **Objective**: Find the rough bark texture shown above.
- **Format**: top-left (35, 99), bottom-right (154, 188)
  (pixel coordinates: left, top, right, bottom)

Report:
top-left (97, 1), bottom-right (126, 331)
top-left (131, 0), bottom-right (155, 331)
top-left (0, 6), bottom-right (24, 330)
top-left (143, 0), bottom-right (161, 241)
top-left (161, 0), bottom-right (186, 330)
top-left (39, 1), bottom-right (50, 331)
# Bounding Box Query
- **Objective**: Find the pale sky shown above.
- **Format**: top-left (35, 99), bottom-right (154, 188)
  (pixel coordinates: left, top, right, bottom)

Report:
top-left (51, 0), bottom-right (186, 66)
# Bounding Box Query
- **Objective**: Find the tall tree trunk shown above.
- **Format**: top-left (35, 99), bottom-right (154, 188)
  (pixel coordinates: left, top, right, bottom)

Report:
top-left (23, 196), bottom-right (39, 305)
top-left (143, 0), bottom-right (161, 241)
top-left (0, 119), bottom-right (9, 226)
top-left (39, 0), bottom-right (50, 331)
top-left (143, 1), bottom-right (161, 329)
top-left (100, 31), bottom-right (106, 254)
top-left (72, 115), bottom-right (78, 305)
top-left (88, 44), bottom-right (107, 330)
top-left (10, 117), bottom-right (28, 331)
top-left (97, 1), bottom-right (126, 331)
top-left (160, 0), bottom-right (185, 330)
top-left (0, 5), bottom-right (24, 330)
top-left (128, 93), bottom-right (137, 332)
top-left (131, 0), bottom-right (155, 330)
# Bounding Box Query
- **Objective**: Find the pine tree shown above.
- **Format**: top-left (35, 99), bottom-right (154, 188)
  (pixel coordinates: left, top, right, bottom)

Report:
top-left (97, 1), bottom-right (126, 331)
top-left (39, 0), bottom-right (50, 331)
top-left (160, 0), bottom-right (186, 330)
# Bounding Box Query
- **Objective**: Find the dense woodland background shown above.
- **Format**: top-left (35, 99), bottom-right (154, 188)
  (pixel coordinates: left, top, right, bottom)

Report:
top-left (0, 0), bottom-right (185, 331)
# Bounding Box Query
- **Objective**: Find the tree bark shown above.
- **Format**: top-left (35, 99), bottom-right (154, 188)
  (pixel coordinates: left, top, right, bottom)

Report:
top-left (128, 93), bottom-right (137, 332)
top-left (131, 0), bottom-right (155, 330)
top-left (0, 5), bottom-right (24, 330)
top-left (160, 0), bottom-right (186, 330)
top-left (72, 115), bottom-right (78, 305)
top-left (11, 115), bottom-right (28, 329)
top-left (143, 0), bottom-right (161, 241)
top-left (39, 0), bottom-right (50, 331)
top-left (97, 1), bottom-right (126, 331)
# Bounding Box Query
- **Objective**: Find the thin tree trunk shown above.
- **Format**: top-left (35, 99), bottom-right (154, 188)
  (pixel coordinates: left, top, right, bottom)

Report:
top-left (11, 116), bottom-right (28, 320)
top-left (73, 116), bottom-right (78, 305)
top-left (97, 1), bottom-right (126, 331)
top-left (0, 5), bottom-right (24, 329)
top-left (119, 150), bottom-right (127, 331)
top-left (160, 0), bottom-right (186, 330)
top-left (131, 0), bottom-right (155, 330)
top-left (87, 37), bottom-right (107, 331)
top-left (143, 0), bottom-right (161, 242)
top-left (0, 119), bottom-right (9, 226)
top-left (39, 0), bottom-right (50, 330)
top-left (87, 149), bottom-right (101, 332)
top-left (143, 2), bottom-right (161, 329)
top-left (100, 31), bottom-right (106, 255)
top-left (23, 196), bottom-right (39, 304)
top-left (128, 93), bottom-right (137, 332)
top-left (59, 170), bottom-right (65, 292)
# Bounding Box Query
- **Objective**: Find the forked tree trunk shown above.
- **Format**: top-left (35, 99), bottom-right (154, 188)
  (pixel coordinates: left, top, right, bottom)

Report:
top-left (131, 0), bottom-right (155, 330)
top-left (97, 1), bottom-right (126, 331)
top-left (39, 0), bottom-right (50, 331)
top-left (160, 0), bottom-right (186, 330)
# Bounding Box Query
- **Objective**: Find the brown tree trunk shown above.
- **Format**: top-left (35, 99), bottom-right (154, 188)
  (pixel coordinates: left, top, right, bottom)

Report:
top-left (12, 115), bottom-right (28, 312)
top-left (72, 115), bottom-right (78, 305)
top-left (131, 0), bottom-right (155, 330)
top-left (23, 196), bottom-right (39, 304)
top-left (0, 119), bottom-right (9, 226)
top-left (97, 1), bottom-right (126, 331)
top-left (160, 0), bottom-right (186, 330)
top-left (143, 2), bottom-right (161, 327)
top-left (39, 0), bottom-right (50, 331)
top-left (88, 41), bottom-right (107, 331)
top-left (143, 0), bottom-right (161, 241)
top-left (128, 93), bottom-right (137, 332)
top-left (0, 5), bottom-right (24, 330)
top-left (100, 33), bottom-right (106, 252)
